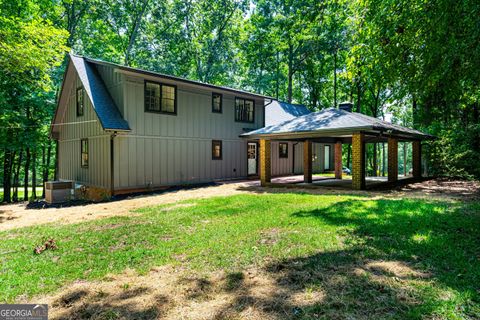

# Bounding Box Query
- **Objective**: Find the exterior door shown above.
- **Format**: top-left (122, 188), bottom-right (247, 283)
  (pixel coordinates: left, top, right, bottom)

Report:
top-left (324, 145), bottom-right (331, 170)
top-left (247, 142), bottom-right (258, 175)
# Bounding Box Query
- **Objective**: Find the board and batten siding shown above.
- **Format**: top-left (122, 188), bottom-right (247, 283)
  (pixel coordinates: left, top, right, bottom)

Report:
top-left (292, 142), bottom-right (334, 174)
top-left (57, 72), bottom-right (111, 189)
top-left (113, 74), bottom-right (265, 190)
top-left (271, 141), bottom-right (294, 176)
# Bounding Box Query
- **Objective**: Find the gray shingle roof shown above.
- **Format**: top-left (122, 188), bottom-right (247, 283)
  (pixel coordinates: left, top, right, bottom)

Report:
top-left (71, 54), bottom-right (130, 131)
top-left (242, 107), bottom-right (433, 140)
top-left (265, 101), bottom-right (311, 126)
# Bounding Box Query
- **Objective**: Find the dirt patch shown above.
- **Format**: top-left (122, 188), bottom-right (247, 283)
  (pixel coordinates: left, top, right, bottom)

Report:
top-left (20, 266), bottom-right (287, 320)
top-left (395, 178), bottom-right (480, 201)
top-left (21, 255), bottom-right (435, 320)
top-left (0, 181), bottom-right (258, 232)
top-left (1, 178), bottom-right (478, 232)
top-left (258, 228), bottom-right (283, 246)
top-left (355, 260), bottom-right (431, 280)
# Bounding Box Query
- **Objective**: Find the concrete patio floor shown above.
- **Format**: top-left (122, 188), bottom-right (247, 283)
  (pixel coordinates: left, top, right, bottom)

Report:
top-left (269, 174), bottom-right (412, 189)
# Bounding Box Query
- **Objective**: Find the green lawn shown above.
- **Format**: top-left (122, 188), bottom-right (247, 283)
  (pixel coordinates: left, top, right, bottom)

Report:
top-left (0, 190), bottom-right (25, 201)
top-left (1, 193), bottom-right (479, 318)
top-left (0, 187), bottom-right (42, 202)
top-left (314, 172), bottom-right (352, 178)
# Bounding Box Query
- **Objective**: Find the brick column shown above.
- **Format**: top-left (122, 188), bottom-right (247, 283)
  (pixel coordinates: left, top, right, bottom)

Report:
top-left (260, 139), bottom-right (271, 186)
top-left (352, 133), bottom-right (365, 190)
top-left (303, 140), bottom-right (312, 183)
top-left (334, 141), bottom-right (342, 179)
top-left (388, 137), bottom-right (398, 182)
top-left (412, 141), bottom-right (422, 178)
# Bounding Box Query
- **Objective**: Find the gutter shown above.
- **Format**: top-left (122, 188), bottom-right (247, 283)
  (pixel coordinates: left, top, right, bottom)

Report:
top-left (110, 133), bottom-right (116, 196)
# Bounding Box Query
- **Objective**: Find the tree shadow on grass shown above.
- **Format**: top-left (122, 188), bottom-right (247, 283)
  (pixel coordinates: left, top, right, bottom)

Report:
top-left (288, 199), bottom-right (480, 318)
top-left (44, 198), bottom-right (480, 319)
top-left (213, 199), bottom-right (480, 319)
top-left (51, 286), bottom-right (168, 320)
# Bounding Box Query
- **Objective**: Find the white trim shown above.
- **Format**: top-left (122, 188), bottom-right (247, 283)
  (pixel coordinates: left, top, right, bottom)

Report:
top-left (58, 135), bottom-right (111, 143)
top-left (116, 134), bottom-right (245, 143)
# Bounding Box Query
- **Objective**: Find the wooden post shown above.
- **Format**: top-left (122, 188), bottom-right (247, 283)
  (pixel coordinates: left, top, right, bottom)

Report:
top-left (352, 133), bottom-right (365, 190)
top-left (388, 137), bottom-right (398, 182)
top-left (334, 141), bottom-right (342, 179)
top-left (303, 140), bottom-right (312, 183)
top-left (260, 139), bottom-right (271, 186)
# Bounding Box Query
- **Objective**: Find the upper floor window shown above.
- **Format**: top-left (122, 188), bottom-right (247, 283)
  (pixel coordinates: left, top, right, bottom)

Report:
top-left (81, 138), bottom-right (89, 168)
top-left (212, 93), bottom-right (222, 113)
top-left (144, 81), bottom-right (177, 114)
top-left (235, 98), bottom-right (254, 123)
top-left (76, 87), bottom-right (84, 116)
top-left (279, 143), bottom-right (288, 158)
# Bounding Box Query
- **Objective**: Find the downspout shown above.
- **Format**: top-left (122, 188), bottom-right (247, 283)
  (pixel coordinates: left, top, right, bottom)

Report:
top-left (292, 142), bottom-right (299, 174)
top-left (54, 139), bottom-right (59, 181)
top-left (110, 133), bottom-right (116, 197)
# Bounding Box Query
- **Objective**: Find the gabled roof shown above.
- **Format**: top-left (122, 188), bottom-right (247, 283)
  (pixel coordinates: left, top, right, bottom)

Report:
top-left (242, 107), bottom-right (433, 140)
top-left (83, 56), bottom-right (275, 100)
top-left (52, 54), bottom-right (130, 134)
top-left (265, 101), bottom-right (311, 126)
top-left (70, 55), bottom-right (130, 131)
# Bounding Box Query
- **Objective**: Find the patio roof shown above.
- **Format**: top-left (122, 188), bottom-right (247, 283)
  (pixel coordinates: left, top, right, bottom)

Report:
top-left (265, 101), bottom-right (311, 126)
top-left (242, 107), bottom-right (433, 141)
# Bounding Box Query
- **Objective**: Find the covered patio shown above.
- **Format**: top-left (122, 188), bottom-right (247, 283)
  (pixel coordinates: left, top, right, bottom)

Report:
top-left (242, 104), bottom-right (433, 190)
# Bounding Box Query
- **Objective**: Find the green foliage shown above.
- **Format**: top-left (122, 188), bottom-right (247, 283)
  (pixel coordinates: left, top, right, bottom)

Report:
top-left (1, 0), bottom-right (479, 197)
top-left (428, 125), bottom-right (480, 179)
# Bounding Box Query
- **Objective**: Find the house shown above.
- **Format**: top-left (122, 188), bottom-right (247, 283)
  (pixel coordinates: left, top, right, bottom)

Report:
top-left (51, 54), bottom-right (335, 199)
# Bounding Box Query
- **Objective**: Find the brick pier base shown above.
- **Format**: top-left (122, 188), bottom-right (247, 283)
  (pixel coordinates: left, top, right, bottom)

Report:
top-left (260, 139), bottom-right (271, 186)
top-left (352, 133), bottom-right (365, 190)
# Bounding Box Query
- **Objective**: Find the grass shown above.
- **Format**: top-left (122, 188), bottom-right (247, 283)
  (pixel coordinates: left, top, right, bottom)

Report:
top-left (0, 191), bottom-right (26, 202)
top-left (0, 187), bottom-right (42, 202)
top-left (0, 193), bottom-right (479, 319)
top-left (314, 172), bottom-right (352, 178)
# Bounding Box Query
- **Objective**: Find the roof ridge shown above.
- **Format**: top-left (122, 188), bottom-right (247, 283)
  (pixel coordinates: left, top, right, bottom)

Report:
top-left (73, 53), bottom-right (275, 100)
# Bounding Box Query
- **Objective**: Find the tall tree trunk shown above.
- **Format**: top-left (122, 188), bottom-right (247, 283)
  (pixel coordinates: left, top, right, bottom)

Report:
top-left (43, 141), bottom-right (52, 198)
top-left (347, 144), bottom-right (351, 169)
top-left (124, 0), bottom-right (149, 66)
top-left (2, 148), bottom-right (13, 203)
top-left (12, 150), bottom-right (23, 202)
top-left (24, 148), bottom-right (30, 201)
top-left (403, 142), bottom-right (407, 176)
top-left (412, 96), bottom-right (418, 128)
top-left (372, 143), bottom-right (377, 176)
top-left (275, 51), bottom-right (280, 100)
top-left (382, 143), bottom-right (386, 176)
top-left (32, 152), bottom-right (37, 200)
top-left (287, 44), bottom-right (294, 103)
top-left (41, 146), bottom-right (46, 198)
top-left (356, 73), bottom-right (362, 113)
top-left (333, 50), bottom-right (337, 108)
